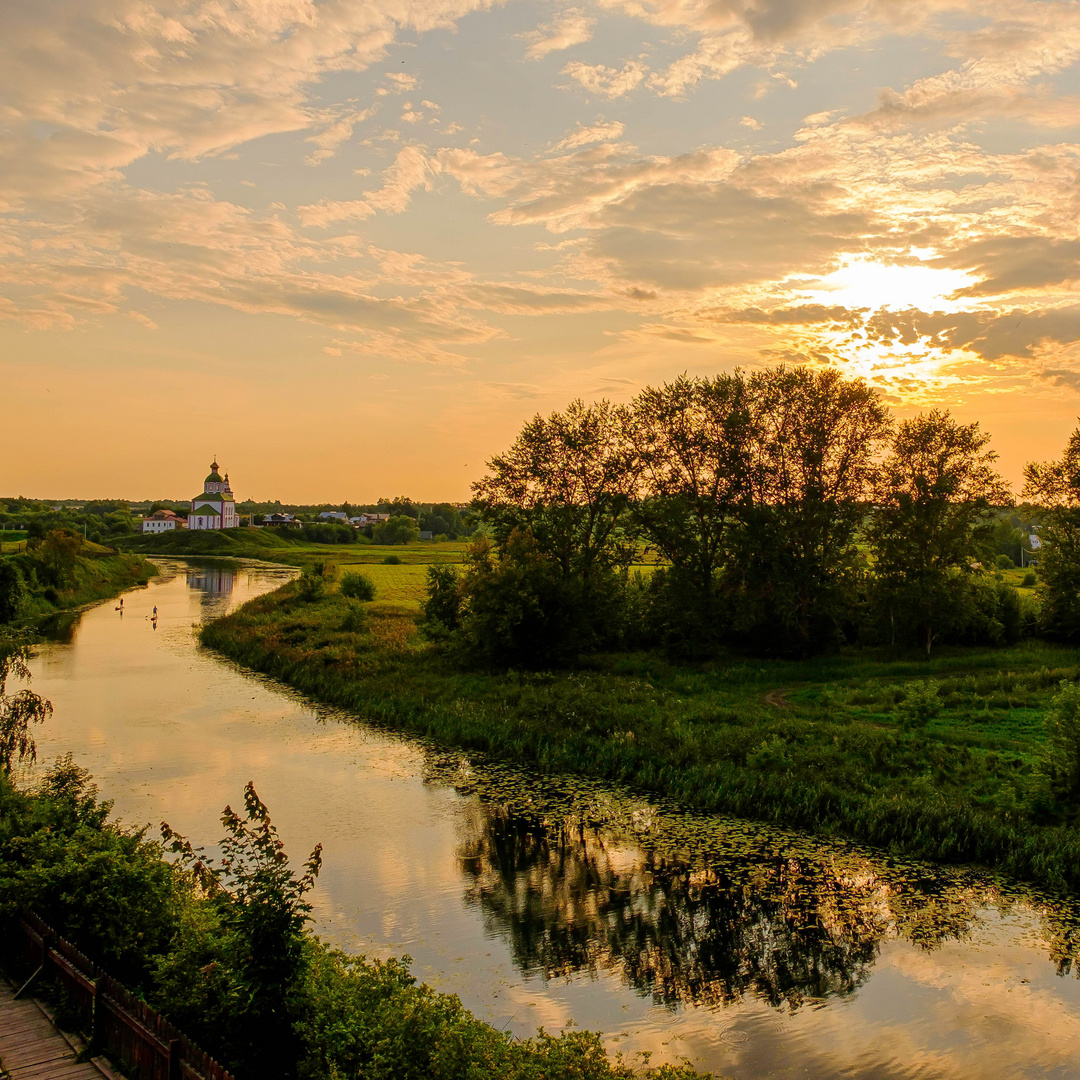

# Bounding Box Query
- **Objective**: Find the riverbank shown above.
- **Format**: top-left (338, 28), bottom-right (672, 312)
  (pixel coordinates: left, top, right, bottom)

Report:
top-left (2, 542), bottom-right (156, 623)
top-left (0, 762), bottom-right (710, 1080)
top-left (202, 578), bottom-right (1080, 894)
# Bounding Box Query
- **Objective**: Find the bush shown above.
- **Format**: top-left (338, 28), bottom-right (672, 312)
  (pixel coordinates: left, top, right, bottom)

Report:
top-left (339, 604), bottom-right (370, 634)
top-left (339, 572), bottom-right (376, 601)
top-left (1022, 571), bottom-right (1037, 587)
top-left (897, 681), bottom-right (942, 730)
top-left (453, 532), bottom-right (589, 669)
top-left (1041, 681), bottom-right (1080, 807)
top-left (298, 562), bottom-right (336, 602)
top-left (996, 554), bottom-right (1015, 569)
top-left (382, 554), bottom-right (402, 565)
top-left (421, 565), bottom-right (461, 637)
top-left (0, 562), bottom-right (27, 623)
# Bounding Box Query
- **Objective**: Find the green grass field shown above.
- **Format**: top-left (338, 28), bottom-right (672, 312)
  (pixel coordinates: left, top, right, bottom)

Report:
top-left (201, 564), bottom-right (1080, 896)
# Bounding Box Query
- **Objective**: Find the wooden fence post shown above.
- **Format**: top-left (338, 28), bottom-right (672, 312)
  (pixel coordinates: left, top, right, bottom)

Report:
top-left (168, 1037), bottom-right (183, 1080)
top-left (40, 929), bottom-right (54, 970)
top-left (91, 976), bottom-right (106, 1048)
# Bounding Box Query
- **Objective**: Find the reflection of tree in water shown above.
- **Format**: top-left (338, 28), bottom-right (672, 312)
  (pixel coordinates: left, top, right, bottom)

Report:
top-left (456, 804), bottom-right (1079, 1010)
top-left (459, 808), bottom-right (886, 1008)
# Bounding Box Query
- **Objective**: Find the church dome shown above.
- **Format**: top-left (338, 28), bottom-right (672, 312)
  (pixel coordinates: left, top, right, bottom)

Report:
top-left (205, 459), bottom-right (223, 484)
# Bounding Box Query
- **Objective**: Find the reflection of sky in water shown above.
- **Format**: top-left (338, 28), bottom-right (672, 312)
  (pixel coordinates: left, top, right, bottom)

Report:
top-left (22, 560), bottom-right (1080, 1079)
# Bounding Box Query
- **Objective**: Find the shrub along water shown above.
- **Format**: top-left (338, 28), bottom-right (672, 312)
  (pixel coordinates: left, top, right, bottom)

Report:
top-left (0, 761), bottom-right (709, 1080)
top-left (203, 579), bottom-right (1080, 894)
top-left (1, 531), bottom-right (155, 624)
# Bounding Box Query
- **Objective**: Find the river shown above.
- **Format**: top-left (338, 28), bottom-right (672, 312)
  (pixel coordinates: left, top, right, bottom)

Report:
top-left (22, 559), bottom-right (1080, 1079)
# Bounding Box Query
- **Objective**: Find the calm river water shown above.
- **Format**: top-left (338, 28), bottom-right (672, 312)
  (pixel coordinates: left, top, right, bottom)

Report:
top-left (22, 560), bottom-right (1080, 1079)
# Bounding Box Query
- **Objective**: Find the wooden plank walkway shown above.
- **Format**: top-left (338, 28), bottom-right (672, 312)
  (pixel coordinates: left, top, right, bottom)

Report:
top-left (0, 980), bottom-right (106, 1080)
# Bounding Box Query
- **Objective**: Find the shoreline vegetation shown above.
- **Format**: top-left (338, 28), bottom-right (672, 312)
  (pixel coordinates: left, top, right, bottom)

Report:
top-left (200, 575), bottom-right (1080, 894)
top-left (201, 367), bottom-right (1080, 898)
top-left (0, 533), bottom-right (156, 625)
top-left (0, 762), bottom-right (712, 1080)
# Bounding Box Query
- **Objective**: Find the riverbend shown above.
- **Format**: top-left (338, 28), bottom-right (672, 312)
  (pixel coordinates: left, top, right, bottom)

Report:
top-left (23, 560), bottom-right (1080, 1080)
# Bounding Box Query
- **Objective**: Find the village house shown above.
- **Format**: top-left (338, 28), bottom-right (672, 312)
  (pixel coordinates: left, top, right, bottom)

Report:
top-left (142, 509), bottom-right (186, 533)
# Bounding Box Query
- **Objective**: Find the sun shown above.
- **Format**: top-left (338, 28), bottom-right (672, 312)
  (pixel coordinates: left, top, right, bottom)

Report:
top-left (797, 255), bottom-right (978, 314)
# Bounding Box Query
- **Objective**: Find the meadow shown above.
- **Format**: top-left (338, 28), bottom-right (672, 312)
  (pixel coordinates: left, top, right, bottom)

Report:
top-left (201, 553), bottom-right (1080, 895)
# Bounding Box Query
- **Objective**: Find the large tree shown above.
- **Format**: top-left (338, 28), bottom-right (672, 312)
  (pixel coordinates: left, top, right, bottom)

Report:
top-left (628, 373), bottom-right (755, 649)
top-left (725, 366), bottom-right (892, 653)
top-left (473, 398), bottom-right (637, 585)
top-left (869, 410), bottom-right (1010, 655)
top-left (1024, 425), bottom-right (1080, 640)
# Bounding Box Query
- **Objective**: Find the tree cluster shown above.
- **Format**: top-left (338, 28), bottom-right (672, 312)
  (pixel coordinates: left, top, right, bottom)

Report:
top-left (426, 368), bottom-right (1036, 665)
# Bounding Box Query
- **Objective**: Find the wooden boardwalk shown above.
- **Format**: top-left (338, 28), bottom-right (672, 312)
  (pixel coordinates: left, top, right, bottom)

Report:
top-left (0, 979), bottom-right (107, 1080)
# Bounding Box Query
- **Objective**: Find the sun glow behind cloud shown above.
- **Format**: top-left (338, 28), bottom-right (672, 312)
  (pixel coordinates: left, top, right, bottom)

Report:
top-left (780, 256), bottom-right (986, 395)
top-left (798, 257), bottom-right (979, 315)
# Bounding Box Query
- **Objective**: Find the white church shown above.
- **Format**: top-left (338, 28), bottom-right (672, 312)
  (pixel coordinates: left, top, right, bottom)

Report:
top-left (189, 459), bottom-right (239, 530)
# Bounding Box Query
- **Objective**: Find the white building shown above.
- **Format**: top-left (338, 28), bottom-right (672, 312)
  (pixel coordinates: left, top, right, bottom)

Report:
top-left (142, 509), bottom-right (185, 533)
top-left (189, 460), bottom-right (239, 530)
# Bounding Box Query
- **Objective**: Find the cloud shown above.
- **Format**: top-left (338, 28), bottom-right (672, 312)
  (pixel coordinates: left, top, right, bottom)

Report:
top-left (563, 59), bottom-right (648, 98)
top-left (552, 121), bottom-right (626, 151)
top-left (298, 146), bottom-right (439, 225)
top-left (523, 8), bottom-right (596, 60)
top-left (306, 107), bottom-right (375, 165)
top-left (1035, 368), bottom-right (1080, 393)
top-left (0, 0), bottom-right (494, 207)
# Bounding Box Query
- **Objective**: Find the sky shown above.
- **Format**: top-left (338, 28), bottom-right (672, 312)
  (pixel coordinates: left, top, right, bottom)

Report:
top-left (3, 0), bottom-right (1080, 502)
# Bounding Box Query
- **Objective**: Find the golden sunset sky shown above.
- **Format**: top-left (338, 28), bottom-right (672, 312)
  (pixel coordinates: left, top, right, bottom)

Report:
top-left (3, 0), bottom-right (1080, 501)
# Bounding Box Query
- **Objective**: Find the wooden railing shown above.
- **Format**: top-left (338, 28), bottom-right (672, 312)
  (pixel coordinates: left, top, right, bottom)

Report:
top-left (4, 910), bottom-right (234, 1080)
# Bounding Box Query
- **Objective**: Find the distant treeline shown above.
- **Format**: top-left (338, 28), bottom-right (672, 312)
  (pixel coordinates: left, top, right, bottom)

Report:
top-left (0, 498), bottom-right (479, 543)
top-left (422, 367), bottom-right (1078, 663)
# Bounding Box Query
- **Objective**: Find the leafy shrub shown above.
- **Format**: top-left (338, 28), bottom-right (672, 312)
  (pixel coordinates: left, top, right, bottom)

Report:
top-left (453, 532), bottom-right (589, 669)
top-left (340, 572), bottom-right (376, 601)
top-left (0, 562), bottom-right (27, 623)
top-left (1022, 571), bottom-right (1037, 587)
top-left (339, 604), bottom-right (369, 634)
top-left (897, 681), bottom-right (942, 730)
top-left (996, 554), bottom-right (1015, 569)
top-left (1040, 681), bottom-right (1080, 807)
top-left (298, 562), bottom-right (336, 602)
top-left (421, 565), bottom-right (461, 637)
top-left (382, 554), bottom-right (402, 565)
top-left (161, 783), bottom-right (322, 1080)
top-left (43, 586), bottom-right (60, 604)
top-left (0, 758), bottom-right (185, 987)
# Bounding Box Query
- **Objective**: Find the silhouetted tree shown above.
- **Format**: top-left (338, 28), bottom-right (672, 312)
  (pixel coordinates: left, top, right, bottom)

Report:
top-left (870, 410), bottom-right (1010, 655)
top-left (629, 374), bottom-right (755, 652)
top-left (1024, 426), bottom-right (1080, 640)
top-left (725, 367), bottom-right (891, 654)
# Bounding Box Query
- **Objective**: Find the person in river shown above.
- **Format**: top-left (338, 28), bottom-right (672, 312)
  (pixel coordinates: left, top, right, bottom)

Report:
top-left (153, 605), bottom-right (157, 617)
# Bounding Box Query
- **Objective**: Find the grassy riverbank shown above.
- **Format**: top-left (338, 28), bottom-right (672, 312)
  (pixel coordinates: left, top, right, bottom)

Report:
top-left (2, 540), bottom-right (156, 622)
top-left (203, 577), bottom-right (1080, 893)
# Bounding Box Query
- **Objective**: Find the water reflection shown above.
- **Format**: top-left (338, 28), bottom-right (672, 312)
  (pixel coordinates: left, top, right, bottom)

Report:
top-left (22, 562), bottom-right (1080, 1079)
top-left (185, 566), bottom-right (236, 596)
top-left (456, 800), bottom-right (1080, 1014)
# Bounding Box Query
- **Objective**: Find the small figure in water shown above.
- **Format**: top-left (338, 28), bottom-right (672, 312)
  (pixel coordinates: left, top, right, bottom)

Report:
top-left (153, 605), bottom-right (157, 617)
top-left (119, 597), bottom-right (124, 610)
